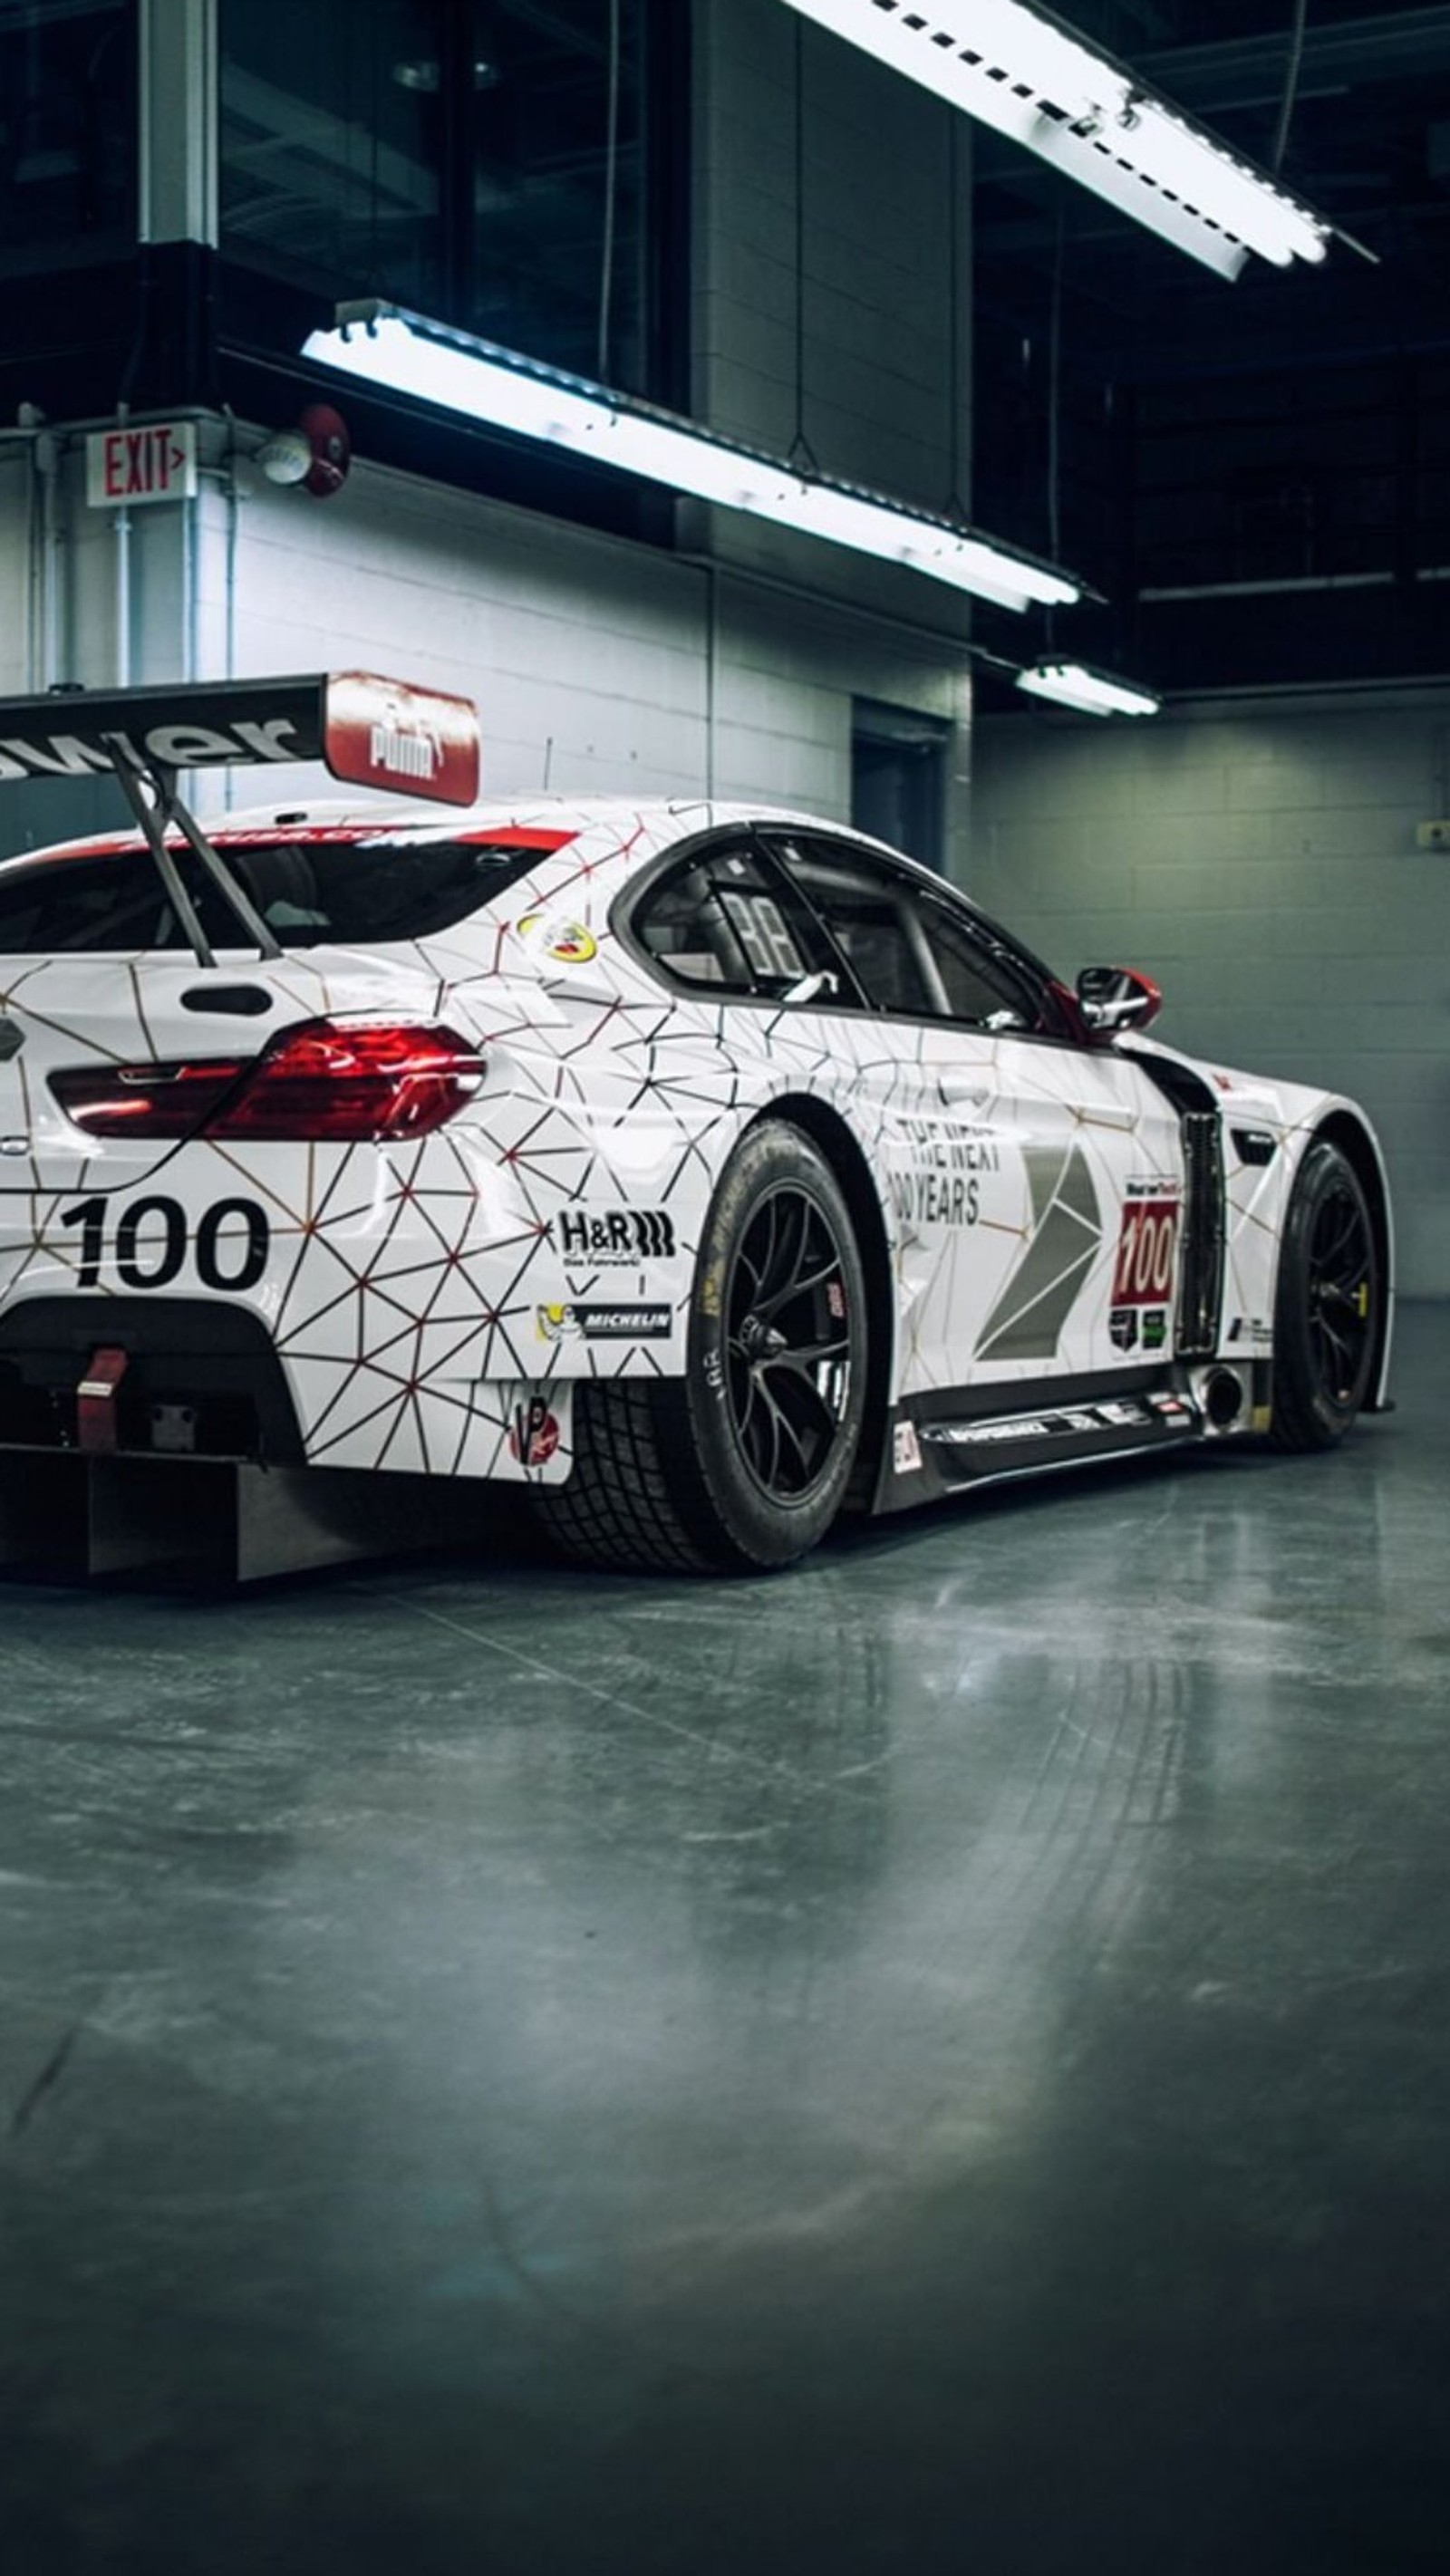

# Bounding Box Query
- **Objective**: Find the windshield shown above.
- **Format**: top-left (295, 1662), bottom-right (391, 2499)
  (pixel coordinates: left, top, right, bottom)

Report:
top-left (0, 832), bottom-right (573, 954)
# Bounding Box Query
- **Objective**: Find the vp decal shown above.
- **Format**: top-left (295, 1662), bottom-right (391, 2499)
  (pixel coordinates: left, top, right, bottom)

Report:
top-left (509, 1396), bottom-right (560, 1468)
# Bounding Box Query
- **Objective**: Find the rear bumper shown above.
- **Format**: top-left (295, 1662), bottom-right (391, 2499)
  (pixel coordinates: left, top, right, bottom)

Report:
top-left (0, 1124), bottom-right (691, 1480)
top-left (0, 1295), bottom-right (305, 1462)
top-left (0, 1291), bottom-right (579, 1491)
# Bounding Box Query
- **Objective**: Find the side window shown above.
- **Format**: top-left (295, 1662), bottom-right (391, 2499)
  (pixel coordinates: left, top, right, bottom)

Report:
top-left (922, 902), bottom-right (1045, 1033)
top-left (768, 837), bottom-right (934, 1016)
top-left (770, 835), bottom-right (1054, 1032)
top-left (631, 842), bottom-right (837, 999)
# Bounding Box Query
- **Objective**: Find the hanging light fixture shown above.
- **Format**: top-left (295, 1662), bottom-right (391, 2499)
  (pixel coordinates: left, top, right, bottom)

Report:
top-left (778, 0), bottom-right (1349, 280)
top-left (303, 304), bottom-right (1087, 615)
top-left (1015, 659), bottom-right (1161, 717)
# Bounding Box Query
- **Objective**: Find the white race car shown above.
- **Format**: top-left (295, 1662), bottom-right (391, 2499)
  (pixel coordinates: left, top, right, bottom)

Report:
top-left (0, 673), bottom-right (1392, 1577)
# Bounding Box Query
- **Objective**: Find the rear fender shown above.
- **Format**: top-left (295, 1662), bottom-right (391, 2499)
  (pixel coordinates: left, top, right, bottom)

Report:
top-left (1303, 1108), bottom-right (1396, 1408)
top-left (1235, 1104), bottom-right (1395, 1408)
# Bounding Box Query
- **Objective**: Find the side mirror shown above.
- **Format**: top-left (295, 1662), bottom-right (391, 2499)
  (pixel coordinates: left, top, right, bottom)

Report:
top-left (1076, 964), bottom-right (1163, 1036)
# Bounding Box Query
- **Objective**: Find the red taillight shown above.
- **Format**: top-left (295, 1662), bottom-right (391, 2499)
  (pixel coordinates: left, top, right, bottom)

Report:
top-left (208, 1019), bottom-right (482, 1140)
top-left (53, 1019), bottom-right (483, 1143)
top-left (51, 1058), bottom-right (248, 1138)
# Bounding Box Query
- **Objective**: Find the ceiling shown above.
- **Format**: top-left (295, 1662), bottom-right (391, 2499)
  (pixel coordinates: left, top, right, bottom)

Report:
top-left (971, 3), bottom-right (1450, 690)
top-left (975, 3), bottom-right (1450, 378)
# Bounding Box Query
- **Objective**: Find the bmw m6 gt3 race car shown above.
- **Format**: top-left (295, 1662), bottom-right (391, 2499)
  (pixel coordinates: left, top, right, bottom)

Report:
top-left (0, 671), bottom-right (1392, 1579)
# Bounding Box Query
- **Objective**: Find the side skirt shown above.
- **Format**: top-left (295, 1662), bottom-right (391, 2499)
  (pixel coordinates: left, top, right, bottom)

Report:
top-left (875, 1367), bottom-right (1202, 1514)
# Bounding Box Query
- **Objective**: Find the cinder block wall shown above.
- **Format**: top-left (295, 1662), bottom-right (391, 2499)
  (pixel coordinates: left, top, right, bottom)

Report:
top-left (693, 0), bottom-right (970, 508)
top-left (0, 429), bottom-right (974, 846)
top-left (972, 696), bottom-right (1450, 1298)
top-left (213, 458), bottom-right (972, 826)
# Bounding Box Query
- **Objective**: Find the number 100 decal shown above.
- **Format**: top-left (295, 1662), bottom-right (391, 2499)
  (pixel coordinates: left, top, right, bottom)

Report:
top-left (1111, 1192), bottom-right (1182, 1308)
top-left (60, 1195), bottom-right (271, 1292)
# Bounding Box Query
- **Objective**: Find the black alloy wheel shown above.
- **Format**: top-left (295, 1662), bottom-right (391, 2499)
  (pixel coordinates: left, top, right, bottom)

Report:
top-left (722, 1180), bottom-right (854, 1507)
top-left (1306, 1177), bottom-right (1376, 1404)
top-left (1270, 1138), bottom-right (1380, 1451)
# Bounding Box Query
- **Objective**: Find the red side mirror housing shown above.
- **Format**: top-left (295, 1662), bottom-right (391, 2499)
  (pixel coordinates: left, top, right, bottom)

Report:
top-left (1076, 964), bottom-right (1163, 1037)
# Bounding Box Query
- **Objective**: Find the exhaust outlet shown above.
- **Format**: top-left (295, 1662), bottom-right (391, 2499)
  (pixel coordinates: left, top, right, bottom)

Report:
top-left (1204, 1368), bottom-right (1245, 1430)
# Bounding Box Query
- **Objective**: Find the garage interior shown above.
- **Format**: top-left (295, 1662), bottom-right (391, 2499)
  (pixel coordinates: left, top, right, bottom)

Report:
top-left (2, 5), bottom-right (1449, 2571)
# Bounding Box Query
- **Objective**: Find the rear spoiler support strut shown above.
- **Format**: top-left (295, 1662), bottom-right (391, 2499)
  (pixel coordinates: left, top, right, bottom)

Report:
top-left (0, 670), bottom-right (483, 962)
top-left (106, 740), bottom-right (283, 970)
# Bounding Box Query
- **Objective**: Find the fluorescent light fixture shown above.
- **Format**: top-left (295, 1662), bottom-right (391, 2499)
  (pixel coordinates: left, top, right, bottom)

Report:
top-left (303, 304), bottom-right (1084, 615)
top-left (781, 0), bottom-right (1341, 280)
top-left (1015, 660), bottom-right (1161, 717)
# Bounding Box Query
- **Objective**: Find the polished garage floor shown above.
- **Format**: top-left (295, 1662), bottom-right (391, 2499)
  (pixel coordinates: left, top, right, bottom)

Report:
top-left (2, 1307), bottom-right (1446, 2576)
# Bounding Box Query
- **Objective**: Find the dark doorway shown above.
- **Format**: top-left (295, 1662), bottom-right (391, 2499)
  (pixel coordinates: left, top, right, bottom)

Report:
top-left (851, 699), bottom-right (950, 873)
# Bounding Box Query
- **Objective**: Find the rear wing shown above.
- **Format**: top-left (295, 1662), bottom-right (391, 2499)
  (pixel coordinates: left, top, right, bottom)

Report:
top-left (0, 671), bottom-right (480, 806)
top-left (0, 671), bottom-right (481, 970)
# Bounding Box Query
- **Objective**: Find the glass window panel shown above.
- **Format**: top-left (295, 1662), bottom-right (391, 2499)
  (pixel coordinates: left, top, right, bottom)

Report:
top-left (0, 834), bottom-right (555, 953)
top-left (468, 0), bottom-right (648, 386)
top-left (219, 0), bottom-right (655, 391)
top-left (773, 835), bottom-right (1052, 1032)
top-left (771, 838), bottom-right (934, 1018)
top-left (0, 0), bottom-right (135, 278)
top-left (633, 844), bottom-right (836, 999)
top-left (219, 0), bottom-right (446, 315)
top-left (923, 903), bottom-right (1042, 1032)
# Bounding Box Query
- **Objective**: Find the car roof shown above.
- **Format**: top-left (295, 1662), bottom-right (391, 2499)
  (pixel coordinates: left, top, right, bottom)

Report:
top-left (10, 792), bottom-right (855, 867)
top-left (0, 788), bottom-right (1065, 993)
top-left (0, 793), bottom-right (1036, 962)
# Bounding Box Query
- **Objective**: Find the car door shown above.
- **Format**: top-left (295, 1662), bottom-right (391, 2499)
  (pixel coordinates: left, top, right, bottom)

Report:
top-left (758, 832), bottom-right (1186, 1403)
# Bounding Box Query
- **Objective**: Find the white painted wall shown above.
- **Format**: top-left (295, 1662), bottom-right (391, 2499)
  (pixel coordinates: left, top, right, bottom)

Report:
top-left (972, 696), bottom-right (1450, 1298)
top-left (217, 452), bottom-right (972, 831)
top-left (0, 425), bottom-right (972, 858)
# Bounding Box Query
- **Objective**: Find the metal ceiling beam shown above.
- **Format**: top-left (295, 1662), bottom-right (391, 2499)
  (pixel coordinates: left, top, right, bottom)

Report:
top-left (1138, 8), bottom-right (1450, 110)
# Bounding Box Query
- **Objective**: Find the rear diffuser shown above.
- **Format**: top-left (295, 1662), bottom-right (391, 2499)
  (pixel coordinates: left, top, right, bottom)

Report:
top-left (0, 1449), bottom-right (488, 1586)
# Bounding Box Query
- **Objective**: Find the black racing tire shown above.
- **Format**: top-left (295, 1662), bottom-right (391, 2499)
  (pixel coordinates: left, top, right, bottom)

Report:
top-left (537, 1121), bottom-right (869, 1574)
top-left (1268, 1138), bottom-right (1380, 1453)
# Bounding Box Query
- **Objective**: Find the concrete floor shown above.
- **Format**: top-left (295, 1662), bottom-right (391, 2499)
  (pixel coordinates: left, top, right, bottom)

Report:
top-left (1, 1305), bottom-right (1446, 2576)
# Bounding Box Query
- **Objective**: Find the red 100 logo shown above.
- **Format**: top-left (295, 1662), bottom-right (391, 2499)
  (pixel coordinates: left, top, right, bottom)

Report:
top-left (1112, 1195), bottom-right (1182, 1307)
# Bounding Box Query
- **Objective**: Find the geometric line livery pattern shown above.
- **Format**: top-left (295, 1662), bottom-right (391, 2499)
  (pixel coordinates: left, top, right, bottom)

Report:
top-left (0, 793), bottom-right (1357, 1486)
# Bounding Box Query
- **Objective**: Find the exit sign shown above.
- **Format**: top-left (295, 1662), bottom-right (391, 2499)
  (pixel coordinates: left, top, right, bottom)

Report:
top-left (85, 420), bottom-right (198, 508)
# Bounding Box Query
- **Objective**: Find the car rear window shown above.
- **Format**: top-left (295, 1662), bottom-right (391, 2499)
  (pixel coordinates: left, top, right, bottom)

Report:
top-left (0, 834), bottom-right (570, 954)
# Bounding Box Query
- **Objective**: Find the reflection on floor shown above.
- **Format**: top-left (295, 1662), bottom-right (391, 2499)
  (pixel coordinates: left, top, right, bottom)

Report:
top-left (2, 1306), bottom-right (1446, 2574)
